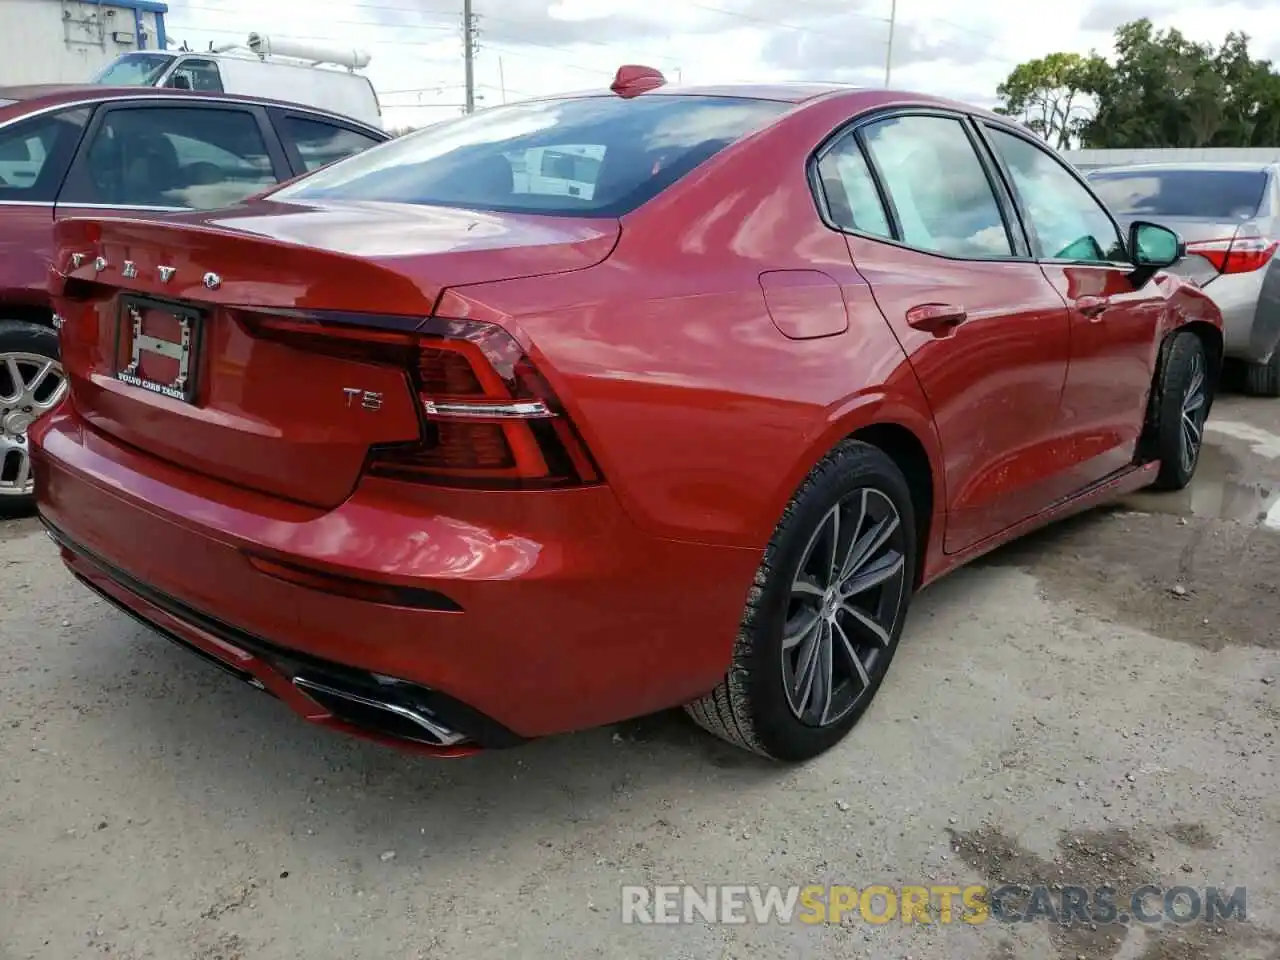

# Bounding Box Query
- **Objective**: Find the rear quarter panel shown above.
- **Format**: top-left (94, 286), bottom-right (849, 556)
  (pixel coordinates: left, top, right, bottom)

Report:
top-left (437, 95), bottom-right (944, 550)
top-left (0, 204), bottom-right (56, 312)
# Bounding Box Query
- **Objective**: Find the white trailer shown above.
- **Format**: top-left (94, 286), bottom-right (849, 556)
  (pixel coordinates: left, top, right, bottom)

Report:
top-left (0, 0), bottom-right (169, 86)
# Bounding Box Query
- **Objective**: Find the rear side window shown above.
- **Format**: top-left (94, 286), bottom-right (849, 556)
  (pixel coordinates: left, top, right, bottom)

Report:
top-left (1088, 169), bottom-right (1269, 220)
top-left (274, 95), bottom-right (791, 216)
top-left (816, 135), bottom-right (892, 239)
top-left (64, 106), bottom-right (279, 210)
top-left (0, 108), bottom-right (89, 201)
top-left (858, 114), bottom-right (1014, 258)
top-left (279, 115), bottom-right (383, 172)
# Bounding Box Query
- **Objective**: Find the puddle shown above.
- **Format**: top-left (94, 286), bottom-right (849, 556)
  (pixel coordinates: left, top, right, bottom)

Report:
top-left (1204, 419), bottom-right (1280, 459)
top-left (1122, 443), bottom-right (1280, 529)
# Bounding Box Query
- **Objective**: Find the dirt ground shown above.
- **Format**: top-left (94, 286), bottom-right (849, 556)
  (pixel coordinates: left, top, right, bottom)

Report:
top-left (2, 395), bottom-right (1278, 960)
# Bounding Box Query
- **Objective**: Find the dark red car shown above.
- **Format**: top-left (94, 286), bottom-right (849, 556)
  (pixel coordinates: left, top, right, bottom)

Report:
top-left (0, 84), bottom-right (388, 512)
top-left (32, 70), bottom-right (1222, 761)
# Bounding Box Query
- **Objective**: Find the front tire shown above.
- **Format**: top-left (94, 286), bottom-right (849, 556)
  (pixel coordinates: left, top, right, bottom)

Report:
top-left (1, 320), bottom-right (67, 517)
top-left (685, 440), bottom-right (917, 761)
top-left (1151, 331), bottom-right (1210, 492)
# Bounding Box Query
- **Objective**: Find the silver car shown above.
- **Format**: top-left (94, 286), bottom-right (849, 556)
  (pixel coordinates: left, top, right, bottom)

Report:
top-left (1088, 162), bottom-right (1280, 395)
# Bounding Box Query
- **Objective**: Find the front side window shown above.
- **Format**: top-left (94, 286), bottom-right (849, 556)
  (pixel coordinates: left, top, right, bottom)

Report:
top-left (279, 115), bottom-right (383, 172)
top-left (90, 52), bottom-right (174, 86)
top-left (274, 95), bottom-right (791, 217)
top-left (986, 126), bottom-right (1125, 263)
top-left (66, 107), bottom-right (278, 210)
top-left (859, 115), bottom-right (1014, 258)
top-left (167, 59), bottom-right (224, 93)
top-left (815, 134), bottom-right (892, 239)
top-left (0, 109), bottom-right (89, 201)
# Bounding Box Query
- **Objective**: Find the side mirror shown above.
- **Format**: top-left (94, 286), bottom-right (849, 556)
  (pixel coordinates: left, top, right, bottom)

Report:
top-left (169, 74), bottom-right (192, 90)
top-left (1129, 221), bottom-right (1184, 269)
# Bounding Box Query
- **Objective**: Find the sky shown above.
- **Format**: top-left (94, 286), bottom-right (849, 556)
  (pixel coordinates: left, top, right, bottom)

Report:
top-left (159, 0), bottom-right (1280, 129)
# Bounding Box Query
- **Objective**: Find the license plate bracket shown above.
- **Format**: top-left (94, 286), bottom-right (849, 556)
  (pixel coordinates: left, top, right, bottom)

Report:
top-left (114, 295), bottom-right (203, 404)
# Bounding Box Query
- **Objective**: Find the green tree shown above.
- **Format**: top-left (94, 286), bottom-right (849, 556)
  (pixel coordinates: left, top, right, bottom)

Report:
top-left (1003, 18), bottom-right (1280, 149)
top-left (994, 52), bottom-right (1107, 148)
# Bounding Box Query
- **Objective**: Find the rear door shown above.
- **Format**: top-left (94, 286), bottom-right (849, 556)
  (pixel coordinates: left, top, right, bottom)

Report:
top-left (979, 123), bottom-right (1162, 490)
top-left (268, 108), bottom-right (387, 176)
top-left (54, 100), bottom-right (293, 221)
top-left (816, 109), bottom-right (1073, 553)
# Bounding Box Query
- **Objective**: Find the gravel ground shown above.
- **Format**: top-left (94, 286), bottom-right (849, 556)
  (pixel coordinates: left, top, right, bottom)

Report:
top-left (2, 395), bottom-right (1278, 960)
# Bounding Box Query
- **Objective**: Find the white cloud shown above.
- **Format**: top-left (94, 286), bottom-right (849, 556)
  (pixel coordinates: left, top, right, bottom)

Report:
top-left (160, 0), bottom-right (1280, 129)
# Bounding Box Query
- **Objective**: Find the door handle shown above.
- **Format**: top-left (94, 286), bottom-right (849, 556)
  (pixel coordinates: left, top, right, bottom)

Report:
top-left (906, 302), bottom-right (967, 336)
top-left (1077, 295), bottom-right (1110, 318)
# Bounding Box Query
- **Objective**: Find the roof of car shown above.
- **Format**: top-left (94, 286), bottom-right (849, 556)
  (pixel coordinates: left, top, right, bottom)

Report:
top-left (0, 83), bottom-right (388, 135)
top-left (528, 81), bottom-right (1011, 121)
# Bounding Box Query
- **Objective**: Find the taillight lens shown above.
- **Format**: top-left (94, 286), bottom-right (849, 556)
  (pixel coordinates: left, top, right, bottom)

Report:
top-left (1186, 235), bottom-right (1279, 274)
top-left (240, 311), bottom-right (601, 490)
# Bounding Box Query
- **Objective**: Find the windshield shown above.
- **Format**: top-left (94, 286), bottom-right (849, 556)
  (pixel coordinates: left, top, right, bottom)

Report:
top-left (1088, 169), bottom-right (1269, 220)
top-left (274, 94), bottom-right (791, 217)
top-left (91, 52), bottom-right (175, 87)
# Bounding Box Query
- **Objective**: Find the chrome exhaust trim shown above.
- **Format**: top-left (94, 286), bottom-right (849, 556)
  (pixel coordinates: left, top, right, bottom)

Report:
top-left (292, 676), bottom-right (468, 747)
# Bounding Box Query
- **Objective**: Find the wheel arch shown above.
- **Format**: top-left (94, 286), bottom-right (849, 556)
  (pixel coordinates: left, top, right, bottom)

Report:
top-left (769, 389), bottom-right (944, 590)
top-left (0, 301), bottom-right (57, 329)
top-left (1138, 319), bottom-right (1222, 461)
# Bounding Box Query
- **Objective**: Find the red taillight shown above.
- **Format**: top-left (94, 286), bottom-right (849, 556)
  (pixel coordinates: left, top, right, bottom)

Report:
top-left (1186, 235), bottom-right (1279, 274)
top-left (239, 311), bottom-right (601, 490)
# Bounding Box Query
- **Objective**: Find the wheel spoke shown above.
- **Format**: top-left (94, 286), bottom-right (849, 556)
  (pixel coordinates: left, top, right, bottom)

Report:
top-left (2, 356), bottom-right (21, 402)
top-left (13, 448), bottom-right (31, 490)
top-left (840, 550), bottom-right (905, 598)
top-left (824, 505), bottom-right (841, 587)
top-left (1183, 391), bottom-right (1204, 415)
top-left (814, 622), bottom-right (835, 725)
top-left (839, 601), bottom-right (891, 647)
top-left (783, 608), bottom-right (821, 651)
top-left (839, 510), bottom-right (899, 588)
top-left (836, 489), bottom-right (868, 581)
top-left (24, 359), bottom-right (55, 397)
top-left (791, 578), bottom-right (825, 600)
top-left (832, 619), bottom-right (871, 689)
top-left (792, 624), bottom-right (822, 714)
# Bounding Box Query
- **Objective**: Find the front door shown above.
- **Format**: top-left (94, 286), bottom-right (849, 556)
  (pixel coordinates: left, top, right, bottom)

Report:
top-left (817, 111), bottom-right (1073, 553)
top-left (979, 123), bottom-right (1165, 490)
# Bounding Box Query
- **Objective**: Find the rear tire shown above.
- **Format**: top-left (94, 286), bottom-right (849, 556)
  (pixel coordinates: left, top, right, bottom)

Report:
top-left (1242, 352), bottom-right (1280, 398)
top-left (1151, 331), bottom-right (1210, 492)
top-left (0, 320), bottom-right (65, 518)
top-left (685, 440), bottom-right (917, 761)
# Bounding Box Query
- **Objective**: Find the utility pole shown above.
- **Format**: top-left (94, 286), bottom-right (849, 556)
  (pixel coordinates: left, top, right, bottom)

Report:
top-left (883, 0), bottom-right (896, 87)
top-left (463, 0), bottom-right (476, 114)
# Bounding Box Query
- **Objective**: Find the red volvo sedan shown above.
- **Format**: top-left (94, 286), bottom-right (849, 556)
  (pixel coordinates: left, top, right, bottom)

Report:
top-left (32, 69), bottom-right (1222, 761)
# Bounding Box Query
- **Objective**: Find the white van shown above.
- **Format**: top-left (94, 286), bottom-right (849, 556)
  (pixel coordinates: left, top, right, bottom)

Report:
top-left (90, 34), bottom-right (383, 129)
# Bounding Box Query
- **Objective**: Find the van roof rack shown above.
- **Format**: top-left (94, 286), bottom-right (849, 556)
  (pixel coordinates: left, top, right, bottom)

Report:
top-left (208, 33), bottom-right (372, 72)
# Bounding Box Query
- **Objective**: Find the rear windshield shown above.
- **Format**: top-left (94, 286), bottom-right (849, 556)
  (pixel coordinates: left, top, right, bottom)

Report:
top-left (273, 94), bottom-right (791, 217)
top-left (1088, 169), bottom-right (1269, 219)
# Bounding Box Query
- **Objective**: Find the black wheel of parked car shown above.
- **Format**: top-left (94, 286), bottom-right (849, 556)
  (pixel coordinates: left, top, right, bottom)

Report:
top-left (685, 440), bottom-right (917, 761)
top-left (0, 321), bottom-right (66, 517)
top-left (1242, 353), bottom-right (1280, 398)
top-left (1151, 331), bottom-right (1211, 492)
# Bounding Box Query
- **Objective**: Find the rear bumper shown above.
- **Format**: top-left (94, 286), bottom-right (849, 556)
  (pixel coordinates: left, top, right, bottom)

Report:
top-left (31, 406), bottom-right (759, 744)
top-left (1203, 265), bottom-right (1280, 362)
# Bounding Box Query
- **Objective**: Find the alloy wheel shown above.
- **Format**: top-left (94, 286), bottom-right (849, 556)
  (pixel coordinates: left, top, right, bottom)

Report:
top-left (782, 487), bottom-right (908, 727)
top-left (1, 352), bottom-right (67, 498)
top-left (1179, 349), bottom-right (1207, 476)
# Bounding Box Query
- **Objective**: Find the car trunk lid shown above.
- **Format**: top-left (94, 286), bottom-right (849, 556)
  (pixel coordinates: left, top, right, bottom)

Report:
top-left (51, 200), bottom-right (619, 508)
